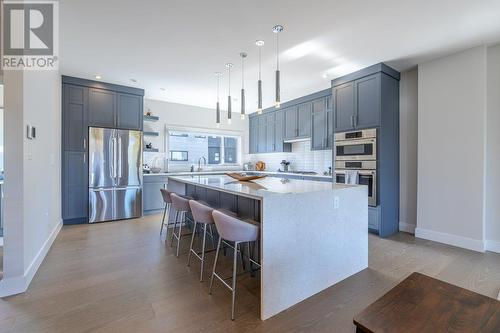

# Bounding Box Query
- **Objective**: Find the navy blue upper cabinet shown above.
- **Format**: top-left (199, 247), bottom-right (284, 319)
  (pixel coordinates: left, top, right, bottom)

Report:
top-left (333, 81), bottom-right (355, 132)
top-left (117, 93), bottom-right (143, 130)
top-left (311, 97), bottom-right (328, 150)
top-left (249, 117), bottom-right (258, 154)
top-left (355, 74), bottom-right (381, 129)
top-left (63, 84), bottom-right (88, 151)
top-left (284, 106), bottom-right (298, 139)
top-left (88, 89), bottom-right (143, 130)
top-left (297, 103), bottom-right (312, 137)
top-left (333, 75), bottom-right (381, 132)
top-left (257, 115), bottom-right (267, 153)
top-left (88, 88), bottom-right (116, 128)
top-left (284, 103), bottom-right (311, 140)
top-left (248, 111), bottom-right (291, 154)
top-left (332, 63), bottom-right (400, 133)
top-left (274, 110), bottom-right (290, 152)
top-left (266, 113), bottom-right (276, 152)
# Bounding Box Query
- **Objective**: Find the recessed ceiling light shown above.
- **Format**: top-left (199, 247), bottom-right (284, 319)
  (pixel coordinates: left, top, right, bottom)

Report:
top-left (160, 88), bottom-right (166, 91)
top-left (95, 75), bottom-right (102, 80)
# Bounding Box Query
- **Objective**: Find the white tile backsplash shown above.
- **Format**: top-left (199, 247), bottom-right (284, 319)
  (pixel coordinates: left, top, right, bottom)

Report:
top-left (244, 140), bottom-right (332, 174)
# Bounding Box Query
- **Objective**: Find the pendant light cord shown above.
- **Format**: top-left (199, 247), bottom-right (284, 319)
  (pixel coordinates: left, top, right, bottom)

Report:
top-left (241, 56), bottom-right (244, 89)
top-left (217, 76), bottom-right (220, 102)
top-left (259, 46), bottom-right (262, 80)
top-left (228, 66), bottom-right (231, 95)
top-left (276, 32), bottom-right (279, 70)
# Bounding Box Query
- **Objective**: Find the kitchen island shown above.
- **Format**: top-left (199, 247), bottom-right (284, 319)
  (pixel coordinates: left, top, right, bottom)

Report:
top-left (167, 174), bottom-right (368, 320)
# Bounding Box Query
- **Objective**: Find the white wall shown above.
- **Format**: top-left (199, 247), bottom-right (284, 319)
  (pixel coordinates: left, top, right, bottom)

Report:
top-left (485, 44), bottom-right (500, 252)
top-left (416, 46), bottom-right (487, 252)
top-left (0, 84), bottom-right (4, 173)
top-left (0, 70), bottom-right (62, 296)
top-left (399, 69), bottom-right (418, 233)
top-left (142, 99), bottom-right (248, 172)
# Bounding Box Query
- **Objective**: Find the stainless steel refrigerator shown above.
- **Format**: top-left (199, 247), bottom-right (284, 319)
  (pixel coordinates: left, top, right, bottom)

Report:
top-left (88, 127), bottom-right (143, 223)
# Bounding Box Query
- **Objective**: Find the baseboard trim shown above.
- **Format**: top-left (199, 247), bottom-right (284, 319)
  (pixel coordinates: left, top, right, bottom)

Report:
top-left (485, 240), bottom-right (500, 254)
top-left (0, 220), bottom-right (62, 297)
top-left (415, 227), bottom-right (485, 253)
top-left (399, 222), bottom-right (416, 234)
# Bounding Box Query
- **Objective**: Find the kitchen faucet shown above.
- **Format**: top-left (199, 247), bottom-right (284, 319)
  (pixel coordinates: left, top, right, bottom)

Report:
top-left (197, 156), bottom-right (207, 172)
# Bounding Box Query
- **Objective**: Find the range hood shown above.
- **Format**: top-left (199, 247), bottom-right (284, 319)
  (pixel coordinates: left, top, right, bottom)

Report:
top-left (283, 137), bottom-right (310, 143)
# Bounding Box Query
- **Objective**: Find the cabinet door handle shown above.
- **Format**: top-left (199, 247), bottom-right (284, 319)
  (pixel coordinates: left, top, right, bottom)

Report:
top-left (350, 115), bottom-right (354, 127)
top-left (83, 153), bottom-right (86, 164)
top-left (354, 115), bottom-right (358, 127)
top-left (83, 138), bottom-right (86, 149)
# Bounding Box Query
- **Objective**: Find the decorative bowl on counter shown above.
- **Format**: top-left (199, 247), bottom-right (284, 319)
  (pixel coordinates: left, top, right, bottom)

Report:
top-left (225, 172), bottom-right (267, 182)
top-left (255, 161), bottom-right (266, 171)
top-left (150, 167), bottom-right (162, 173)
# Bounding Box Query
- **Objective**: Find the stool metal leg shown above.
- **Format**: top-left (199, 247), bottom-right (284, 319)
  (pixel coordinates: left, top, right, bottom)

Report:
top-left (231, 241), bottom-right (239, 320)
top-left (200, 223), bottom-right (207, 281)
top-left (209, 237), bottom-right (222, 295)
top-left (160, 202), bottom-right (170, 236)
top-left (208, 224), bottom-right (216, 249)
top-left (170, 211), bottom-right (179, 247)
top-left (176, 211), bottom-right (185, 257)
top-left (187, 220), bottom-right (198, 267)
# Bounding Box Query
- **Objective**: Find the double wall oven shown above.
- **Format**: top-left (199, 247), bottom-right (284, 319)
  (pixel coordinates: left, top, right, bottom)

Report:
top-left (334, 128), bottom-right (377, 206)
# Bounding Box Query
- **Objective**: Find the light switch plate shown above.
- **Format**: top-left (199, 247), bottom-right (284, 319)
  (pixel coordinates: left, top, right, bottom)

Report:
top-left (26, 125), bottom-right (36, 139)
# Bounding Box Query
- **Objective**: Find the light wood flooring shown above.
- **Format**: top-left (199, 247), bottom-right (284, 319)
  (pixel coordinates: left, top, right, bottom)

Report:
top-left (0, 214), bottom-right (499, 333)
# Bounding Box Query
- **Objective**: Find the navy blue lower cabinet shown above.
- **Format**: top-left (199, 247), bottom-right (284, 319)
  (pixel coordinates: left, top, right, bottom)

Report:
top-left (368, 206), bottom-right (381, 233)
top-left (143, 175), bottom-right (168, 215)
top-left (62, 151), bottom-right (88, 224)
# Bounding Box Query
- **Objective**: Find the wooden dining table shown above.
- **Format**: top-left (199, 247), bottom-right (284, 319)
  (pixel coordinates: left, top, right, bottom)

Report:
top-left (354, 272), bottom-right (500, 332)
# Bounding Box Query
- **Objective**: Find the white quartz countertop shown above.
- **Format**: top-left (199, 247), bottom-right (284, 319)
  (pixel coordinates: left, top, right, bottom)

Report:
top-left (167, 174), bottom-right (352, 199)
top-left (144, 170), bottom-right (333, 180)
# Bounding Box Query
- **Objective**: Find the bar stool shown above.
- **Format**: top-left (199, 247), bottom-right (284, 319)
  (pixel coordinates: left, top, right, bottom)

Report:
top-left (209, 210), bottom-right (260, 320)
top-left (187, 200), bottom-right (217, 281)
top-left (159, 189), bottom-right (173, 236)
top-left (170, 193), bottom-right (193, 257)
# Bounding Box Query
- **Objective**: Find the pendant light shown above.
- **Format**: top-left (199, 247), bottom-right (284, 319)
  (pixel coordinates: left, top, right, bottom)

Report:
top-left (215, 72), bottom-right (221, 127)
top-left (225, 63), bottom-right (234, 124)
top-left (239, 52), bottom-right (247, 120)
top-left (255, 40), bottom-right (264, 114)
top-left (272, 25), bottom-right (283, 108)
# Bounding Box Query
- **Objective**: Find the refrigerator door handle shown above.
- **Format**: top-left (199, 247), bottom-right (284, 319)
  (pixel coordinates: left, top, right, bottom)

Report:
top-left (118, 136), bottom-right (123, 179)
top-left (113, 137), bottom-right (118, 179)
top-left (108, 136), bottom-right (114, 181)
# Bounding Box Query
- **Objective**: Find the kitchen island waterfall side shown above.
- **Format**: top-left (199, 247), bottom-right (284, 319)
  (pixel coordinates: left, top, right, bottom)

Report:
top-left (167, 175), bottom-right (368, 320)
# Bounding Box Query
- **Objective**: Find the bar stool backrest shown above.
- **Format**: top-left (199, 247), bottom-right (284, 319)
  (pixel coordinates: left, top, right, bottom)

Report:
top-left (170, 193), bottom-right (191, 212)
top-left (189, 200), bottom-right (215, 225)
top-left (160, 189), bottom-right (173, 204)
top-left (212, 210), bottom-right (259, 243)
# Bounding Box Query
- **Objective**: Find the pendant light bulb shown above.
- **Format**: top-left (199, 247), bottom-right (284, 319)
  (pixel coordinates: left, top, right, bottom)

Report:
top-left (226, 63), bottom-right (234, 124)
top-left (272, 25), bottom-right (283, 109)
top-left (214, 72), bottom-right (222, 126)
top-left (255, 40), bottom-right (264, 114)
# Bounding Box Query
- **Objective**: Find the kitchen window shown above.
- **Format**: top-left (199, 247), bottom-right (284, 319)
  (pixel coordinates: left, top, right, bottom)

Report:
top-left (168, 130), bottom-right (241, 166)
top-left (170, 150), bottom-right (188, 161)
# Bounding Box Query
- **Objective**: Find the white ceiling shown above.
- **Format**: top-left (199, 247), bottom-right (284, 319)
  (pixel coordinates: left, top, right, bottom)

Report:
top-left (60, 0), bottom-right (500, 112)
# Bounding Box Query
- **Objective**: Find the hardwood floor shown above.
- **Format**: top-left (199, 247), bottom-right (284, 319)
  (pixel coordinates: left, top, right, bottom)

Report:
top-left (0, 215), bottom-right (499, 333)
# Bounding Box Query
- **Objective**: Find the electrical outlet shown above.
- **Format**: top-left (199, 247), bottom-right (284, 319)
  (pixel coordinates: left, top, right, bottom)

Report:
top-left (334, 196), bottom-right (340, 209)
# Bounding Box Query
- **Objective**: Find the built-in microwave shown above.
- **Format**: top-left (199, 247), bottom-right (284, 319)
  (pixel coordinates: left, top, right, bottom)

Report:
top-left (334, 128), bottom-right (377, 161)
